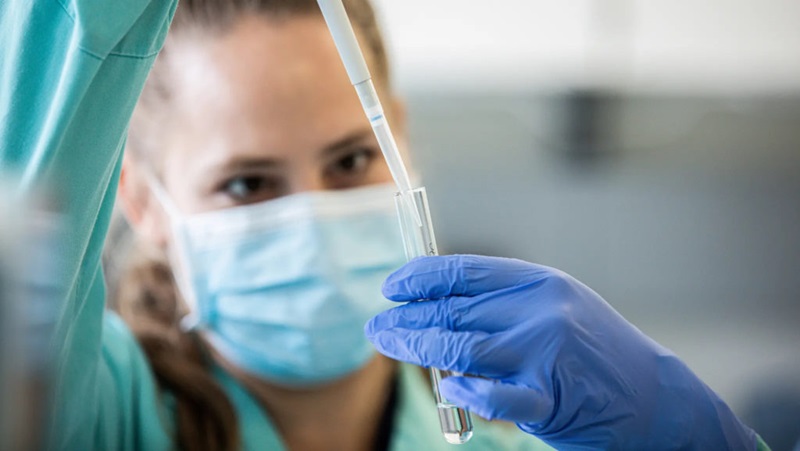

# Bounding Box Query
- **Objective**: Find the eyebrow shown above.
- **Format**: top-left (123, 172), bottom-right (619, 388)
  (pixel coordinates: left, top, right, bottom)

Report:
top-left (210, 128), bottom-right (376, 175)
top-left (216, 157), bottom-right (282, 174)
top-left (321, 129), bottom-right (375, 157)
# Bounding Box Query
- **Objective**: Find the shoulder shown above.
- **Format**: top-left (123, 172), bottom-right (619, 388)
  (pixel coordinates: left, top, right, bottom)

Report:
top-left (100, 310), bottom-right (162, 388)
top-left (95, 311), bottom-right (173, 450)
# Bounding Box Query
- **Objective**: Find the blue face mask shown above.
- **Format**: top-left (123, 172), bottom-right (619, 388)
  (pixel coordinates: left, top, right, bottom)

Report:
top-left (152, 183), bottom-right (407, 386)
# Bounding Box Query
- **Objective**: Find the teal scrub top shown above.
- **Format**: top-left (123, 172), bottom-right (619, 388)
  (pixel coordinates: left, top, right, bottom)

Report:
top-left (0, 2), bottom-right (550, 450)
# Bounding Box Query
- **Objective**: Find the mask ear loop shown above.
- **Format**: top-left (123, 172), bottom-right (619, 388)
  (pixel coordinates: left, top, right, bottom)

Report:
top-left (141, 168), bottom-right (202, 331)
top-left (141, 168), bottom-right (182, 220)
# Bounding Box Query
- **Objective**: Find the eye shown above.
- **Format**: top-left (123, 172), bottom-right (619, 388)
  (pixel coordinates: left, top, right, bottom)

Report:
top-left (325, 148), bottom-right (379, 188)
top-left (221, 174), bottom-right (281, 204)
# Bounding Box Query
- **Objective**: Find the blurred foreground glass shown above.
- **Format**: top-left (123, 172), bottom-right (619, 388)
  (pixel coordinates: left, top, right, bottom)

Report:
top-left (0, 179), bottom-right (65, 450)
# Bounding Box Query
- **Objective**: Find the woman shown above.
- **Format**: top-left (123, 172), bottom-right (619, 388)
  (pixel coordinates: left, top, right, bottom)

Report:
top-left (1, 0), bottom-right (546, 449)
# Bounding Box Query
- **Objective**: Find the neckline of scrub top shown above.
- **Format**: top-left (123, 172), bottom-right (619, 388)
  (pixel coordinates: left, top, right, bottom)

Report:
top-left (211, 363), bottom-right (549, 451)
top-left (212, 365), bottom-right (285, 451)
top-left (212, 363), bottom-right (441, 451)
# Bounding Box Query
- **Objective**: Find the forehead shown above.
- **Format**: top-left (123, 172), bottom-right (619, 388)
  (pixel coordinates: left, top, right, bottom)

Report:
top-left (166, 16), bottom-right (367, 155)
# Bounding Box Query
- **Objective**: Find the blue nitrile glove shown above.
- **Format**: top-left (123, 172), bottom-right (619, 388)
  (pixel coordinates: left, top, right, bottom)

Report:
top-left (365, 255), bottom-right (757, 450)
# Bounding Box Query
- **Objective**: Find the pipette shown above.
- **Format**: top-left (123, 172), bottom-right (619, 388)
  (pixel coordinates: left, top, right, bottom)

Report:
top-left (316, 0), bottom-right (474, 444)
top-left (314, 0), bottom-right (423, 227)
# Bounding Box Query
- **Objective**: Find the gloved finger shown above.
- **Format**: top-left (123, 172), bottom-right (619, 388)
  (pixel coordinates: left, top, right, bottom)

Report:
top-left (439, 376), bottom-right (553, 425)
top-left (366, 300), bottom-right (454, 333)
top-left (382, 254), bottom-right (552, 302)
top-left (367, 295), bottom-right (518, 334)
top-left (366, 326), bottom-right (510, 378)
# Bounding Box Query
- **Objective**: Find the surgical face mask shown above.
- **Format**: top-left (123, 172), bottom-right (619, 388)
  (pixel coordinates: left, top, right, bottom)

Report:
top-left (150, 181), bottom-right (407, 386)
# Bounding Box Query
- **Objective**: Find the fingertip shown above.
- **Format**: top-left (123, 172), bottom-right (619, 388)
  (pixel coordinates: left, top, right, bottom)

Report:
top-left (365, 309), bottom-right (404, 345)
top-left (381, 275), bottom-right (409, 302)
top-left (439, 376), bottom-right (490, 401)
top-left (388, 254), bottom-right (552, 300)
top-left (364, 315), bottom-right (378, 339)
top-left (440, 377), bottom-right (553, 425)
top-left (383, 255), bottom-right (464, 301)
top-left (439, 377), bottom-right (497, 421)
top-left (382, 256), bottom-right (441, 302)
top-left (365, 309), bottom-right (401, 340)
top-left (365, 324), bottom-right (425, 364)
top-left (366, 328), bottom-right (428, 367)
top-left (365, 329), bottom-right (396, 358)
top-left (438, 376), bottom-right (470, 401)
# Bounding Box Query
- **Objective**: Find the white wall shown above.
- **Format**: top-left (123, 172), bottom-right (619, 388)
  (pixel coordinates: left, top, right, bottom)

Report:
top-left (372, 0), bottom-right (800, 94)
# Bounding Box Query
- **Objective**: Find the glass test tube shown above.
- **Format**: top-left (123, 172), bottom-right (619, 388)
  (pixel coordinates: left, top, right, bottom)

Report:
top-left (394, 188), bottom-right (474, 445)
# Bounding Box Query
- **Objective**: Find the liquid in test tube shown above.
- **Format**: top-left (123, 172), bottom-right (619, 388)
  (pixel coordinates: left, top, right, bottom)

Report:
top-left (395, 188), bottom-right (474, 445)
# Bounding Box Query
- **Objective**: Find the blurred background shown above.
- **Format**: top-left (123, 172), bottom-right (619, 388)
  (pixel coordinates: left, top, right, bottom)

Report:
top-left (372, 0), bottom-right (800, 448)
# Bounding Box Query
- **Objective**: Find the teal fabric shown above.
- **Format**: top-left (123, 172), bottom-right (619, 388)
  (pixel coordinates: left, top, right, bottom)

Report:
top-left (214, 361), bottom-right (551, 451)
top-left (0, 1), bottom-right (551, 450)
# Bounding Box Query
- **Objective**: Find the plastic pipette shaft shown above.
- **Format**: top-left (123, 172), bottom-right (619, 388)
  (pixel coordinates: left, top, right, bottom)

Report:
top-left (353, 80), bottom-right (414, 194)
top-left (316, 0), bottom-right (415, 196)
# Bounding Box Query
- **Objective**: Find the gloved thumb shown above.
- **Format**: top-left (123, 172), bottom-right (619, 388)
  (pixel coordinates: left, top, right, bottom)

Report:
top-left (439, 376), bottom-right (553, 425)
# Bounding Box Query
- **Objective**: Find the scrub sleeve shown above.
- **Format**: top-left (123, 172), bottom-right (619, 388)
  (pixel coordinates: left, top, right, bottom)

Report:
top-left (0, 1), bottom-right (178, 449)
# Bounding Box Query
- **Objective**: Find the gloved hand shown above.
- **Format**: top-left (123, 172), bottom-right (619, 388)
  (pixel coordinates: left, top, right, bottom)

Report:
top-left (365, 255), bottom-right (757, 450)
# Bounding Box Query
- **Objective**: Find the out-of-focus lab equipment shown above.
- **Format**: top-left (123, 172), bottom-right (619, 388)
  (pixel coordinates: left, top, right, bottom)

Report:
top-left (315, 0), bottom-right (474, 443)
top-left (0, 185), bottom-right (17, 451)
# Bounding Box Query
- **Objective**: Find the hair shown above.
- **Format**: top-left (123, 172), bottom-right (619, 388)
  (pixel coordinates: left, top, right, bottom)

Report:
top-left (117, 1), bottom-right (391, 450)
top-left (127, 0), bottom-right (390, 168)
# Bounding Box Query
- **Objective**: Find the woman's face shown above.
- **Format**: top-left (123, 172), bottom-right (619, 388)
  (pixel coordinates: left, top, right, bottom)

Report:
top-left (150, 15), bottom-right (398, 216)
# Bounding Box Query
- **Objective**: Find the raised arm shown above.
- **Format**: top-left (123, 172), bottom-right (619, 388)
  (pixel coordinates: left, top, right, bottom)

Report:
top-left (0, 1), bottom-right (176, 448)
